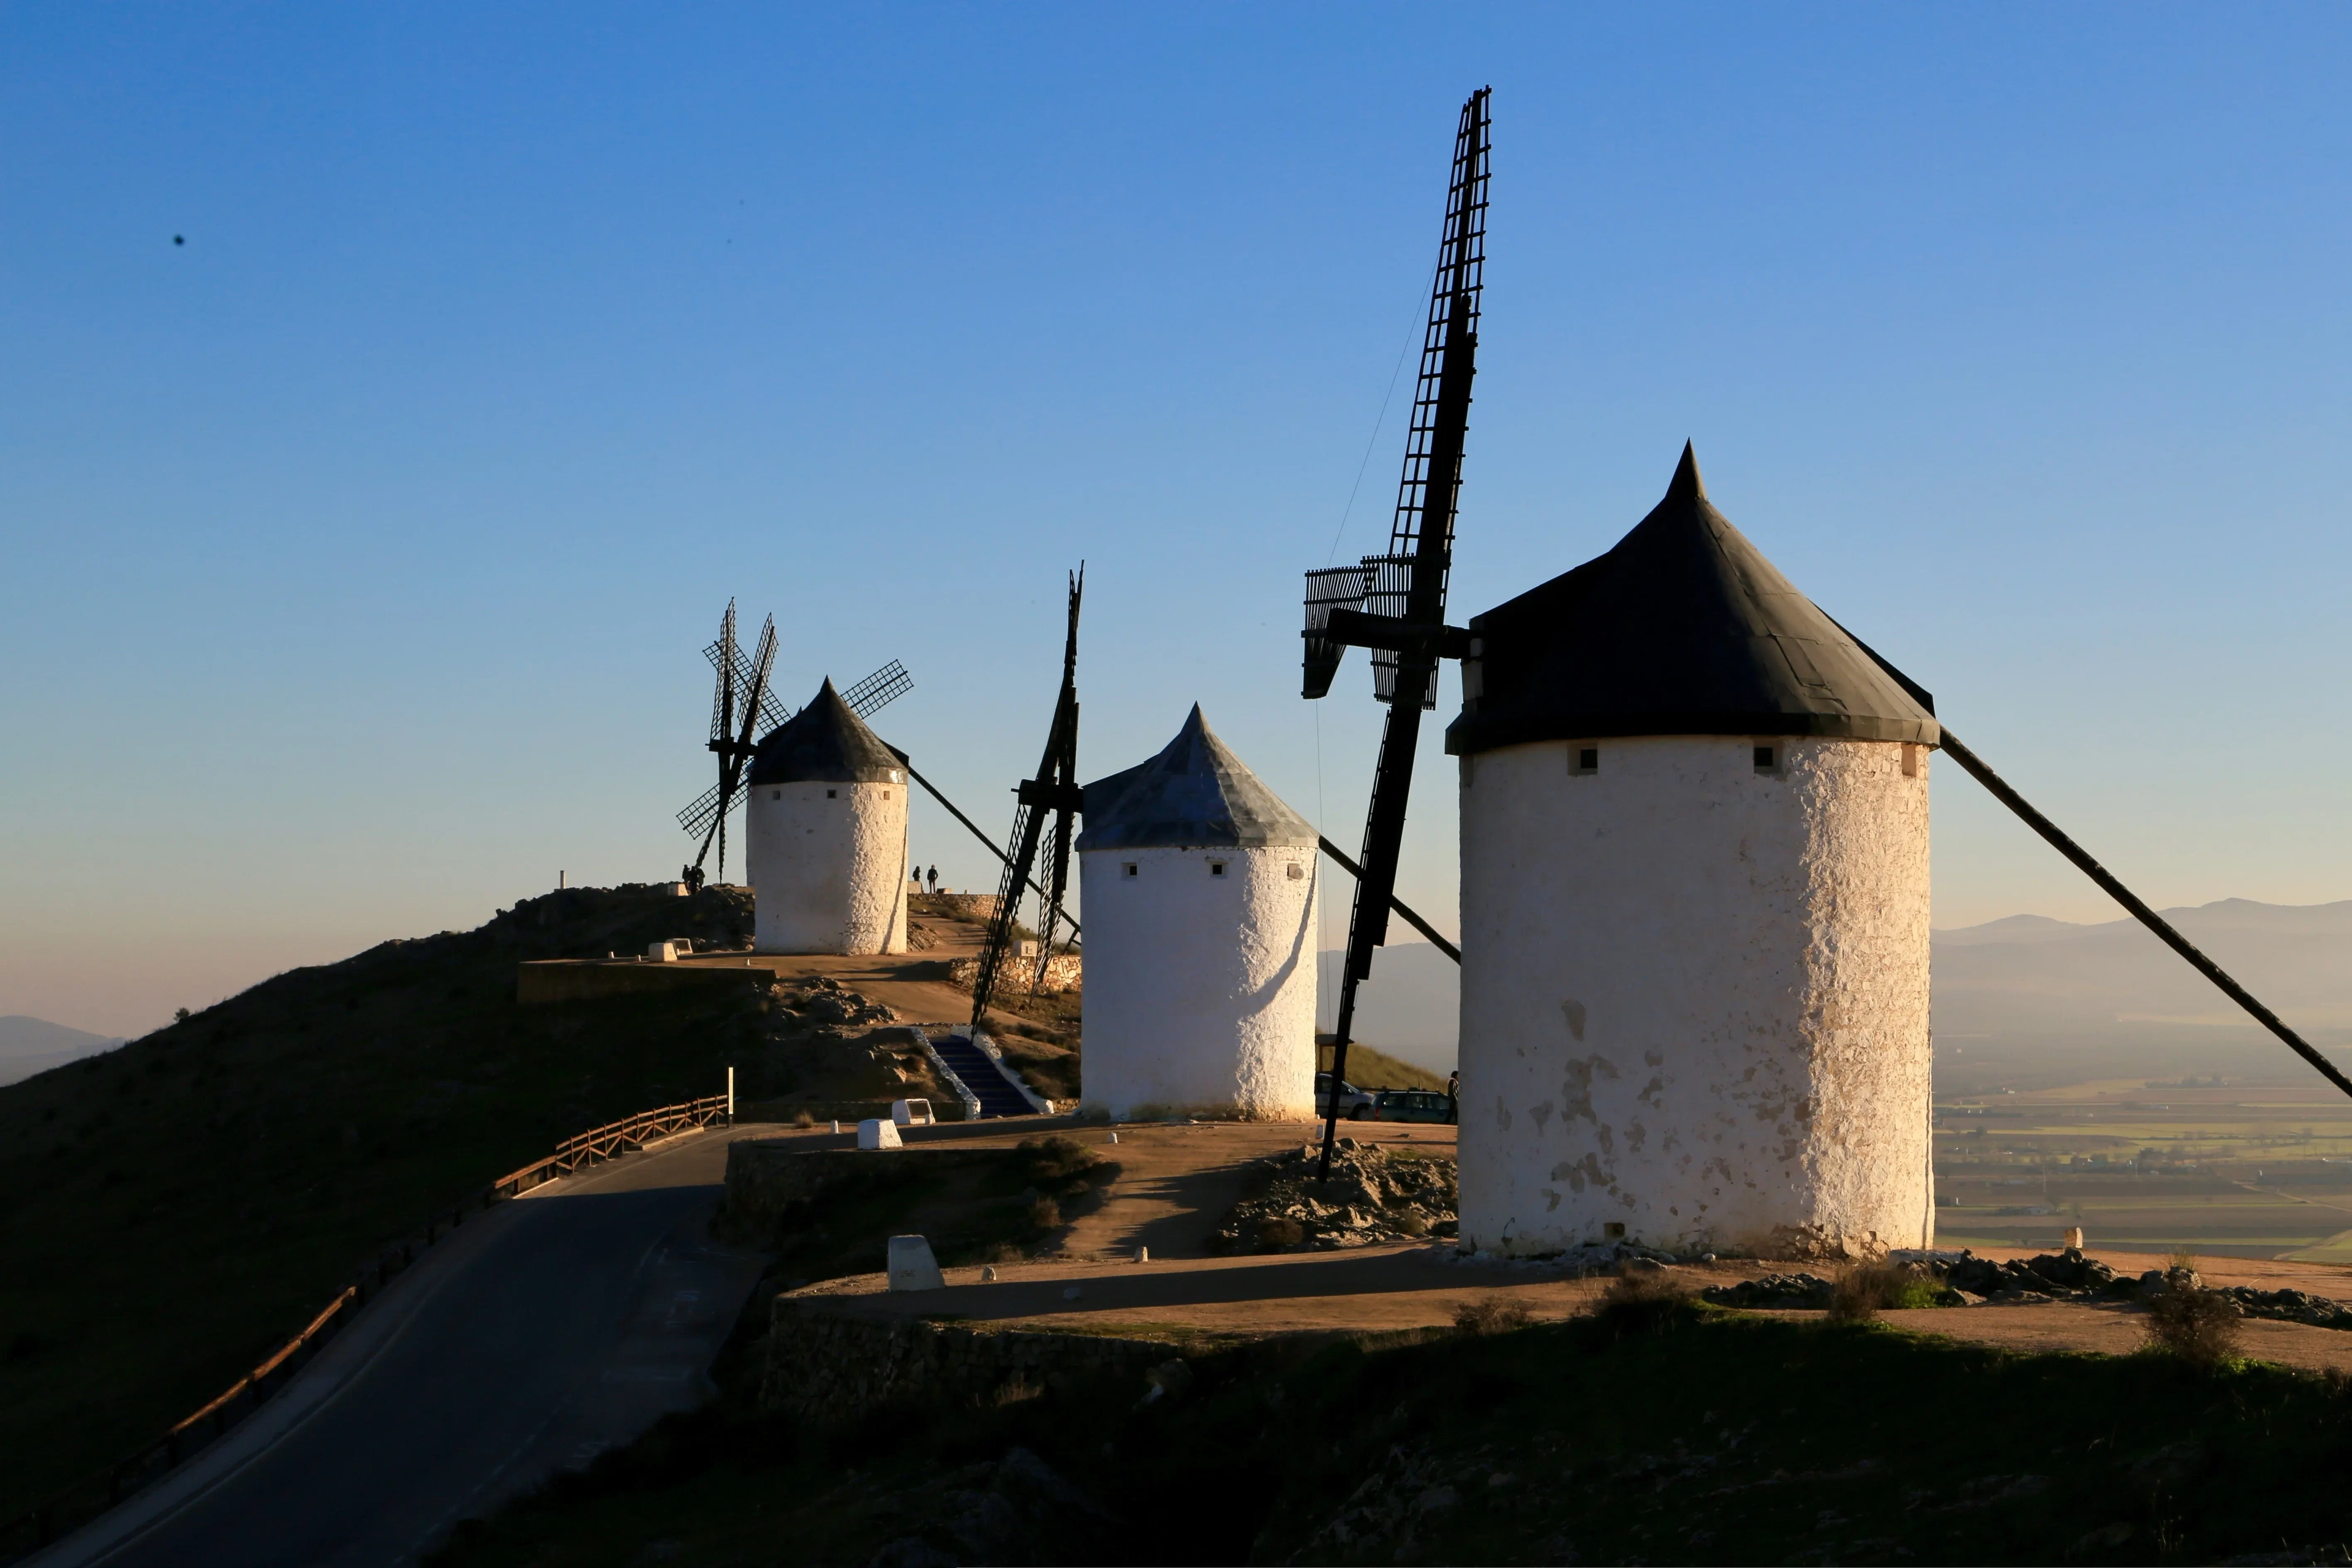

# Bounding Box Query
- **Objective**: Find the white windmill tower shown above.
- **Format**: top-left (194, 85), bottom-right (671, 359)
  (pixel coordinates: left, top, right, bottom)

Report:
top-left (1446, 445), bottom-right (1940, 1259)
top-left (745, 677), bottom-right (913, 956)
top-left (1076, 707), bottom-right (1321, 1120)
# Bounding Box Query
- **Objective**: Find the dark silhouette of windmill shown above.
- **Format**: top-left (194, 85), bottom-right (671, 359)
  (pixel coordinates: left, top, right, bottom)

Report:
top-left (1302, 88), bottom-right (1488, 1176)
top-left (968, 568), bottom-right (1086, 1031)
top-left (675, 599), bottom-right (911, 886)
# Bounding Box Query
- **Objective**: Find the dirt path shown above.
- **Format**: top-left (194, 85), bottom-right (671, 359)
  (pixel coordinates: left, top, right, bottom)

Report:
top-left (1056, 1121), bottom-right (1458, 1261)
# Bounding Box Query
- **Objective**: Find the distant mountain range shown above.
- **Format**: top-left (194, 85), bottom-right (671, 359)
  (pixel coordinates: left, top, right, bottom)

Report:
top-left (0, 1016), bottom-right (123, 1087)
top-left (1325, 899), bottom-right (2352, 1091)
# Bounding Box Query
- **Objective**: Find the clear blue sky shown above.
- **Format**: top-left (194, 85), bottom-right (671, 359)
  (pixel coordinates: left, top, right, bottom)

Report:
top-left (7, 4), bottom-right (2352, 1037)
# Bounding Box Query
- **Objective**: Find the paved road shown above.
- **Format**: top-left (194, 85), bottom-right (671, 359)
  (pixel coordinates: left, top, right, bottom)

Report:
top-left (42, 1126), bottom-right (772, 1568)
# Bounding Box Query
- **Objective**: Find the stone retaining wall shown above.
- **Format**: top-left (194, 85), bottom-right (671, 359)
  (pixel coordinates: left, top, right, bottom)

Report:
top-left (726, 1142), bottom-right (1012, 1227)
top-left (727, 1144), bottom-right (872, 1221)
top-left (945, 952), bottom-right (1082, 995)
top-left (911, 893), bottom-right (1001, 922)
top-left (763, 1297), bottom-right (1185, 1418)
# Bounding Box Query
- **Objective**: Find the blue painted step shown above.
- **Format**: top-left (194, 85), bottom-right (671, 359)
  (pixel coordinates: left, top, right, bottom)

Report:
top-left (930, 1033), bottom-right (1037, 1118)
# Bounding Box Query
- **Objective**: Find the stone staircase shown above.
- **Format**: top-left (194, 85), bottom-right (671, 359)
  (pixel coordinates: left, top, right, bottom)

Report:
top-left (929, 1033), bottom-right (1040, 1118)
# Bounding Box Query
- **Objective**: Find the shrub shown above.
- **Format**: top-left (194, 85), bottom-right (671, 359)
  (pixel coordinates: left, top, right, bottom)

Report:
top-left (1390, 1210), bottom-right (1430, 1237)
top-left (1025, 1194), bottom-right (1063, 1232)
top-left (1829, 1262), bottom-right (1949, 1322)
top-left (1594, 1269), bottom-right (1694, 1337)
top-left (1454, 1295), bottom-right (1534, 1335)
top-left (1257, 1216), bottom-right (1305, 1250)
top-left (1017, 1135), bottom-right (1102, 1186)
top-left (2144, 1283), bottom-right (2242, 1366)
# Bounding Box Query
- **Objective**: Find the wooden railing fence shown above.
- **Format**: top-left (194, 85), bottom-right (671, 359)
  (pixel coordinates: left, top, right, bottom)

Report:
top-left (3, 1091), bottom-right (731, 1560)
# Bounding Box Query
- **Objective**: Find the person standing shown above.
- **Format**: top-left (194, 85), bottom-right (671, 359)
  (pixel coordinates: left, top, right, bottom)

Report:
top-left (1446, 1068), bottom-right (1460, 1125)
top-left (926, 864), bottom-right (939, 894)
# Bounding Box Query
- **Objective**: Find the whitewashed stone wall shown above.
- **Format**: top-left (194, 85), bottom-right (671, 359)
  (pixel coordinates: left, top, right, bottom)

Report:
top-left (1456, 735), bottom-right (1932, 1257)
top-left (1079, 845), bottom-right (1318, 1120)
top-left (748, 780), bottom-right (910, 955)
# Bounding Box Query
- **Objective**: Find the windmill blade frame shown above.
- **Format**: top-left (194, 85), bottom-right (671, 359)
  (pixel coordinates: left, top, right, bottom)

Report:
top-left (1307, 88), bottom-right (1489, 1178)
top-left (970, 568), bottom-right (1085, 1037)
top-left (840, 660), bottom-right (913, 719)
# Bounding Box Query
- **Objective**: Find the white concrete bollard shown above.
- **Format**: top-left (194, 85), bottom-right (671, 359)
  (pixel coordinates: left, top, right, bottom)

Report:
top-left (831, 1120), bottom-right (841, 1135)
top-left (892, 1098), bottom-right (935, 1128)
top-left (1134, 1246), bottom-right (1149, 1264)
top-left (2064, 1226), bottom-right (2086, 1250)
top-left (981, 1265), bottom-right (999, 1283)
top-left (858, 1118), bottom-right (903, 1150)
top-left (887, 1235), bottom-right (946, 1291)
top-left (1109, 1132), bottom-right (1120, 1145)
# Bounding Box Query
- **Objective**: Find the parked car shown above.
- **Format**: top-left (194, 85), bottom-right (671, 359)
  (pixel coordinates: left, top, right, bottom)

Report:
top-left (1314, 1072), bottom-right (1376, 1120)
top-left (1366, 1088), bottom-right (1456, 1125)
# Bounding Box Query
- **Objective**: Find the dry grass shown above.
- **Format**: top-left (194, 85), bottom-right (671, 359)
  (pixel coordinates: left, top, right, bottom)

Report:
top-left (1453, 1295), bottom-right (1534, 1335)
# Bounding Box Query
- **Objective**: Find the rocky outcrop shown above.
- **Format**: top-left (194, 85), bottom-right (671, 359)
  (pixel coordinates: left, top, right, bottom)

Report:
top-left (776, 975), bottom-right (900, 1028)
top-left (2214, 1284), bottom-right (2352, 1330)
top-left (865, 1447), bottom-right (1121, 1568)
top-left (1702, 1273), bottom-right (1838, 1310)
top-left (1213, 1141), bottom-right (1457, 1252)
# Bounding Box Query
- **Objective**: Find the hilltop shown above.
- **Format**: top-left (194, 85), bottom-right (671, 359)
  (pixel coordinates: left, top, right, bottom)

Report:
top-left (0, 883), bottom-right (886, 1523)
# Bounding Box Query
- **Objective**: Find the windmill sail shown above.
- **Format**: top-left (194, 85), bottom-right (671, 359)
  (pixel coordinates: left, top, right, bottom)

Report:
top-left (677, 641), bottom-right (911, 848)
top-left (1308, 89), bottom-right (1488, 1176)
top-left (970, 568), bottom-right (1085, 1036)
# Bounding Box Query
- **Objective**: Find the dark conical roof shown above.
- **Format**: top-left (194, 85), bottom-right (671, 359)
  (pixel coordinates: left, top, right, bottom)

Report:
top-left (1077, 705), bottom-right (1317, 851)
top-left (1444, 444), bottom-right (1938, 756)
top-left (747, 679), bottom-right (905, 785)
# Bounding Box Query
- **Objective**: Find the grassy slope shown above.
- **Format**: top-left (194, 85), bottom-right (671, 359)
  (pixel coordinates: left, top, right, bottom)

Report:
top-left (0, 884), bottom-right (783, 1521)
top-left (1333, 1043), bottom-right (1446, 1093)
top-left (435, 1294), bottom-right (2352, 1566)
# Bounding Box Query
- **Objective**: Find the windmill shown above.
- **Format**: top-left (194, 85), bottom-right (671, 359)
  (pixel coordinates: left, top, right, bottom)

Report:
top-left (968, 568), bottom-right (1087, 1031)
top-left (1302, 88), bottom-right (1490, 1177)
top-left (674, 598), bottom-right (913, 886)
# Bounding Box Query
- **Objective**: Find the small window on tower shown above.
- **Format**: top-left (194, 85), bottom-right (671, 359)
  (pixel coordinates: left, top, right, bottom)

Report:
top-left (1570, 747), bottom-right (1599, 776)
top-left (1603, 1221), bottom-right (1626, 1240)
top-left (771, 791), bottom-right (780, 801)
top-left (1122, 863), bottom-right (1139, 879)
top-left (1208, 861), bottom-right (1228, 877)
top-left (1287, 862), bottom-right (1305, 880)
top-left (1754, 745), bottom-right (1777, 774)
top-left (827, 789), bottom-right (839, 799)
top-left (1902, 742), bottom-right (1921, 778)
